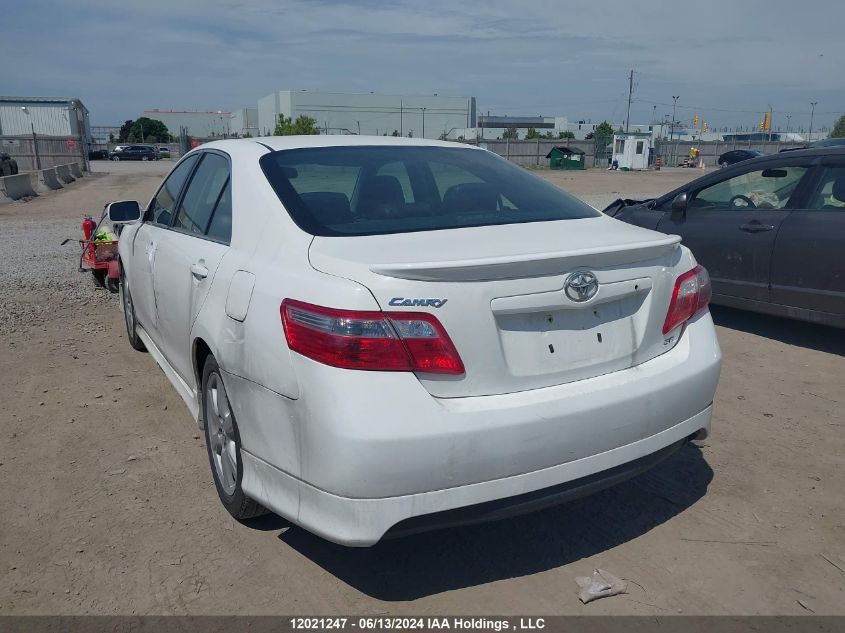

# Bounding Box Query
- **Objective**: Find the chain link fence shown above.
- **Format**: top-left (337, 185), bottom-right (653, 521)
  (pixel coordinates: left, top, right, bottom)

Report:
top-left (1, 135), bottom-right (87, 172)
top-left (461, 137), bottom-right (809, 169)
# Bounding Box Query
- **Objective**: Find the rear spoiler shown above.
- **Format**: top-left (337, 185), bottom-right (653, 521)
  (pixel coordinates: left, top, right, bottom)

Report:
top-left (603, 198), bottom-right (652, 217)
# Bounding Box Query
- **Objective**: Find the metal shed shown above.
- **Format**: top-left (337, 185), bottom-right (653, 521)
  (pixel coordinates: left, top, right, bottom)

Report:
top-left (546, 145), bottom-right (586, 170)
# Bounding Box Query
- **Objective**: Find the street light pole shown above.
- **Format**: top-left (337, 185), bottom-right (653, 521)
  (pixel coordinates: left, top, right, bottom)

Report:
top-left (421, 107), bottom-right (426, 138)
top-left (809, 101), bottom-right (818, 142)
top-left (671, 96), bottom-right (679, 141)
top-left (21, 106), bottom-right (41, 170)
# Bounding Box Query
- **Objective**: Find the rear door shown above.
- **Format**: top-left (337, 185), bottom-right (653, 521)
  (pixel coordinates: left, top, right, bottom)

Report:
top-left (657, 161), bottom-right (812, 303)
top-left (129, 154), bottom-right (199, 345)
top-left (151, 151), bottom-right (232, 383)
top-left (770, 160), bottom-right (845, 319)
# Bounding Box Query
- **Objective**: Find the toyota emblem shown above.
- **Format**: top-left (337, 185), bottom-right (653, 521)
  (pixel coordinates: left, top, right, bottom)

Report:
top-left (564, 271), bottom-right (599, 302)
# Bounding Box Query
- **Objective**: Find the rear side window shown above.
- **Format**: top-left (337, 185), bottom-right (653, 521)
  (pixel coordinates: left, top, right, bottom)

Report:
top-left (147, 154), bottom-right (198, 225)
top-left (173, 153), bottom-right (230, 236)
top-left (260, 146), bottom-right (597, 236)
top-left (807, 166), bottom-right (845, 211)
top-left (206, 180), bottom-right (232, 242)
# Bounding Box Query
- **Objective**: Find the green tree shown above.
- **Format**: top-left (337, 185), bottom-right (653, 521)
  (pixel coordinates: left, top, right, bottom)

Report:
top-left (118, 120), bottom-right (134, 142)
top-left (558, 130), bottom-right (575, 139)
top-left (502, 126), bottom-right (519, 139)
top-left (831, 114), bottom-right (845, 138)
top-left (525, 127), bottom-right (540, 140)
top-left (274, 114), bottom-right (320, 136)
top-left (591, 121), bottom-right (615, 139)
top-left (128, 117), bottom-right (171, 143)
top-left (391, 129), bottom-right (400, 137)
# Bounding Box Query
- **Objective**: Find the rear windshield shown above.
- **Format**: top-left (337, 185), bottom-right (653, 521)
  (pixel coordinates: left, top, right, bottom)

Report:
top-left (260, 146), bottom-right (598, 236)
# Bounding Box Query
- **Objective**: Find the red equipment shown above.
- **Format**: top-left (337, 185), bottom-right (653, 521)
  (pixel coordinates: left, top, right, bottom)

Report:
top-left (81, 216), bottom-right (97, 241)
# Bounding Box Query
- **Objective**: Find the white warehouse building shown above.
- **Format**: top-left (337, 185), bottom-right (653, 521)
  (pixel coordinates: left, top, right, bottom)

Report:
top-left (0, 96), bottom-right (91, 144)
top-left (257, 90), bottom-right (477, 139)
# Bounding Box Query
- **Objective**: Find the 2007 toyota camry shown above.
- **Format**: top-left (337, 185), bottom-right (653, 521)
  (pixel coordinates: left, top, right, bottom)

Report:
top-left (108, 136), bottom-right (721, 546)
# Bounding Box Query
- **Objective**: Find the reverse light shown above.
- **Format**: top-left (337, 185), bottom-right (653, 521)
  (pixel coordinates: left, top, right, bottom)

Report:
top-left (281, 299), bottom-right (465, 375)
top-left (662, 265), bottom-right (712, 335)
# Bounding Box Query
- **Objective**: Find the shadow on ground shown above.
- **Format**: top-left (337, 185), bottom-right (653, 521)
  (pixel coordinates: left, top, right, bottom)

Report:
top-left (711, 305), bottom-right (844, 356)
top-left (258, 443), bottom-right (712, 601)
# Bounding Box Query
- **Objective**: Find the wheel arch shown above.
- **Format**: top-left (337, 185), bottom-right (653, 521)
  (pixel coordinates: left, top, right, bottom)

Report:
top-left (193, 337), bottom-right (214, 429)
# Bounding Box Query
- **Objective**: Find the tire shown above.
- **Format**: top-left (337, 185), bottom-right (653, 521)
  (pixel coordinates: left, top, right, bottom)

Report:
top-left (142, 156), bottom-right (149, 161)
top-left (201, 356), bottom-right (268, 520)
top-left (719, 161), bottom-right (728, 168)
top-left (120, 270), bottom-right (146, 351)
top-left (112, 156), bottom-right (120, 162)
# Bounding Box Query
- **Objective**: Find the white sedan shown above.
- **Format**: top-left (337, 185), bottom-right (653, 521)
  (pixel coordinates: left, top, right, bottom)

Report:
top-left (108, 136), bottom-right (721, 546)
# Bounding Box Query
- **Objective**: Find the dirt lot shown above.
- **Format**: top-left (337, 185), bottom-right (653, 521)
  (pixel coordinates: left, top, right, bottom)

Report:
top-left (1, 163), bottom-right (843, 615)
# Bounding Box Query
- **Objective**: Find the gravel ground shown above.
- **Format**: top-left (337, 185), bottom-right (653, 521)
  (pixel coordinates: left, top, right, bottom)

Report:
top-left (1, 163), bottom-right (843, 616)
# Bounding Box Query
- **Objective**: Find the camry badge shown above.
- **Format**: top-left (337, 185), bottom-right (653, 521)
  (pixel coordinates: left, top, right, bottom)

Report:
top-left (389, 297), bottom-right (448, 308)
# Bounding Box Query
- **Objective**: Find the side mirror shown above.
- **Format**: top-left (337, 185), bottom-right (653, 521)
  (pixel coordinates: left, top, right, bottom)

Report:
top-left (107, 200), bottom-right (141, 224)
top-left (670, 192), bottom-right (689, 219)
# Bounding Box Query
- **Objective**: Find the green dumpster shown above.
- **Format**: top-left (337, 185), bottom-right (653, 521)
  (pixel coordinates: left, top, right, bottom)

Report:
top-left (546, 145), bottom-right (586, 170)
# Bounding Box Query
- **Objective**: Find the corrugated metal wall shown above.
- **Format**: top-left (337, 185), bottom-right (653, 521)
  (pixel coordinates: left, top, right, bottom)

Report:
top-left (0, 104), bottom-right (76, 137)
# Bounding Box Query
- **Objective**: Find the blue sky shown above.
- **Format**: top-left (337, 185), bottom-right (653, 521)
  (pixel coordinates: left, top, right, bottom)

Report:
top-left (3, 0), bottom-right (844, 132)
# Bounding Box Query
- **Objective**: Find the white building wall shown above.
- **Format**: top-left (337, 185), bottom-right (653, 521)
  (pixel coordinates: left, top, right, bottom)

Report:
top-left (257, 90), bottom-right (475, 139)
top-left (0, 103), bottom-right (75, 136)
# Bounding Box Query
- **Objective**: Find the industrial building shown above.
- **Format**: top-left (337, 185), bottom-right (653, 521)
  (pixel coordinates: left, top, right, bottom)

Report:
top-left (0, 96), bottom-right (91, 144)
top-left (230, 107), bottom-right (258, 137)
top-left (142, 109), bottom-right (233, 139)
top-left (257, 90), bottom-right (476, 138)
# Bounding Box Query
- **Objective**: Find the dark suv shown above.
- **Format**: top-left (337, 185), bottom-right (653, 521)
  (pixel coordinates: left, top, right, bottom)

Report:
top-left (109, 145), bottom-right (157, 161)
top-left (1, 152), bottom-right (19, 176)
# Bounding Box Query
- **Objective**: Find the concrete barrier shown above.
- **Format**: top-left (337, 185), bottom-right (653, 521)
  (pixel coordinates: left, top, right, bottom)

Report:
top-left (70, 162), bottom-right (84, 178)
top-left (56, 164), bottom-right (76, 184)
top-left (0, 173), bottom-right (38, 200)
top-left (33, 167), bottom-right (63, 194)
top-left (0, 179), bottom-right (12, 203)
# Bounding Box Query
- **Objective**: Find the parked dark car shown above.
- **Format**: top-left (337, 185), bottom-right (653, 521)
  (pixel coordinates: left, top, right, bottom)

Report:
top-left (717, 149), bottom-right (765, 167)
top-left (1, 152), bottom-right (19, 176)
top-left (88, 148), bottom-right (109, 160)
top-left (109, 145), bottom-right (157, 161)
top-left (605, 146), bottom-right (845, 328)
top-left (811, 138), bottom-right (845, 148)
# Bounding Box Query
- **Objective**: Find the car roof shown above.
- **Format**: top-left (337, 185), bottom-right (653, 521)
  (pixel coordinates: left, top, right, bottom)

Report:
top-left (200, 135), bottom-right (480, 153)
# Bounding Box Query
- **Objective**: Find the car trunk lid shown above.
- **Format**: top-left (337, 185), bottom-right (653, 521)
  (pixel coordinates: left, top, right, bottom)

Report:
top-left (308, 217), bottom-right (682, 398)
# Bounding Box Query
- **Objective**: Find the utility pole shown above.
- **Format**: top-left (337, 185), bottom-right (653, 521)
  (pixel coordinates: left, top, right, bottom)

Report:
top-left (809, 101), bottom-right (818, 142)
top-left (786, 114), bottom-right (792, 133)
top-left (421, 107), bottom-right (426, 138)
top-left (671, 96), bottom-right (679, 141)
top-left (400, 100), bottom-right (403, 137)
top-left (625, 69), bottom-right (634, 133)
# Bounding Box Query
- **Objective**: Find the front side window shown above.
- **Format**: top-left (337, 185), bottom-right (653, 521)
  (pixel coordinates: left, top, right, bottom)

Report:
top-left (147, 154), bottom-right (198, 225)
top-left (173, 153), bottom-right (230, 236)
top-left (806, 166), bottom-right (845, 211)
top-left (692, 166), bottom-right (808, 210)
top-left (260, 146), bottom-right (598, 237)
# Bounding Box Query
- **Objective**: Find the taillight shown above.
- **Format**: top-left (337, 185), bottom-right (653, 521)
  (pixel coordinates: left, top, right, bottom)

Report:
top-left (662, 265), bottom-right (712, 334)
top-left (280, 299), bottom-right (465, 375)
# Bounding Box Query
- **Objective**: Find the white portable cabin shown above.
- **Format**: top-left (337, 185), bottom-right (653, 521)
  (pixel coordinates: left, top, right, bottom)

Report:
top-left (611, 133), bottom-right (651, 170)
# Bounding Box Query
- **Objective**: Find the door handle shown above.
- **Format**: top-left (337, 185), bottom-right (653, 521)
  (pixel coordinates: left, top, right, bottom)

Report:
top-left (739, 222), bottom-right (774, 233)
top-left (190, 262), bottom-right (209, 279)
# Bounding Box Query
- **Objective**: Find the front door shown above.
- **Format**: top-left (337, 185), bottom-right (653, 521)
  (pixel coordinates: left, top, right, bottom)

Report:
top-left (151, 152), bottom-right (232, 384)
top-left (770, 161), bottom-right (845, 318)
top-left (128, 154), bottom-right (199, 346)
top-left (658, 163), bottom-right (811, 303)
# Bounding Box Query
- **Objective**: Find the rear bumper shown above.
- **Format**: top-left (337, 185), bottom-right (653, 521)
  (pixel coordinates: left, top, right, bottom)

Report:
top-left (238, 313), bottom-right (720, 546)
top-left (242, 404), bottom-right (711, 546)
